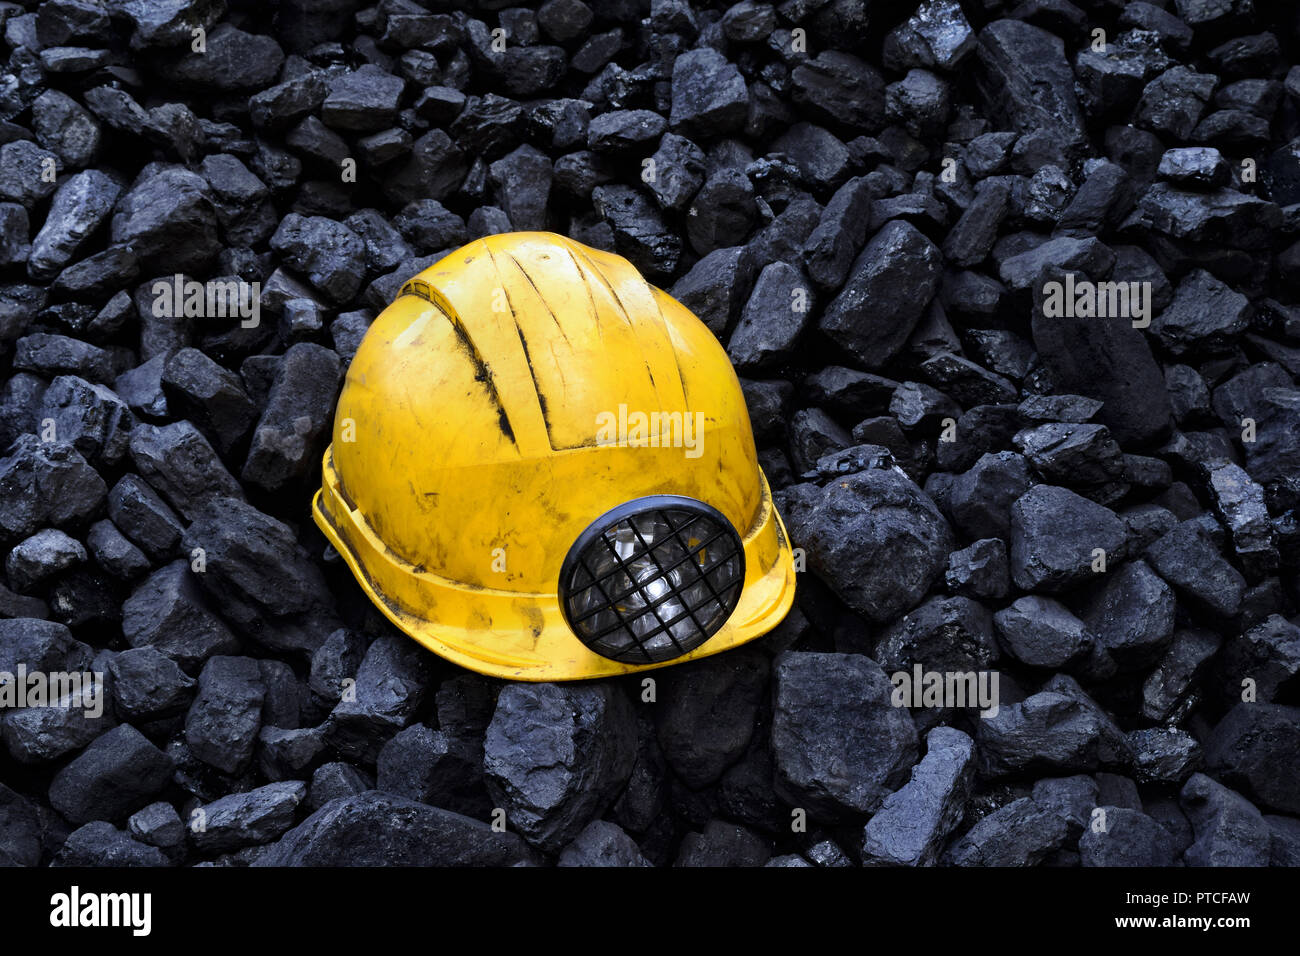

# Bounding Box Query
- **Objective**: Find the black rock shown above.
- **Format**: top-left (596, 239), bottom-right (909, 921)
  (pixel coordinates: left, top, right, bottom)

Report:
top-left (977, 676), bottom-right (1130, 776)
top-left (1083, 559), bottom-right (1176, 671)
top-left (191, 781), bottom-right (307, 853)
top-left (107, 474), bottom-right (183, 562)
top-left (1014, 423), bottom-right (1125, 487)
top-left (1009, 485), bottom-right (1127, 592)
top-left (1128, 728), bottom-right (1202, 785)
top-left (376, 724), bottom-right (490, 819)
top-left (52, 822), bottom-right (170, 867)
top-left (654, 647), bottom-right (768, 790)
top-left (48, 724), bottom-right (175, 825)
top-left (557, 819), bottom-right (650, 867)
top-left (591, 185), bottom-right (681, 281)
top-left (241, 343), bottom-right (340, 493)
top-left (257, 791), bottom-right (536, 866)
top-left (669, 47), bottom-right (748, 137)
top-left (27, 169), bottom-right (120, 281)
top-left (185, 656), bottom-right (265, 775)
top-left (674, 819), bottom-right (770, 867)
top-left (128, 421), bottom-right (244, 521)
top-left (489, 145), bottom-right (552, 232)
top-left (1219, 615), bottom-right (1300, 706)
top-left (1079, 808), bottom-right (1179, 866)
top-left (1136, 66), bottom-right (1217, 141)
top-left (1146, 518), bottom-right (1246, 618)
top-left (0, 437), bottom-right (106, 542)
top-left (1205, 703), bottom-right (1300, 815)
top-left (182, 496), bottom-right (337, 657)
top-left (13, 333), bottom-right (116, 385)
top-left (790, 51), bottom-right (884, 133)
top-left (322, 66), bottom-right (404, 132)
top-left (771, 123), bottom-right (852, 193)
top-left (159, 23), bottom-right (284, 91)
top-left (4, 528), bottom-right (86, 594)
top-left (325, 634), bottom-right (432, 763)
top-left (943, 796), bottom-right (1070, 866)
top-left (994, 596), bottom-right (1091, 670)
top-left (946, 452), bottom-right (1034, 541)
top-left (819, 220), bottom-right (942, 371)
top-left (727, 262), bottom-right (813, 372)
top-left (945, 538), bottom-right (1010, 601)
top-left (803, 176), bottom-right (874, 290)
top-left (1142, 628), bottom-right (1222, 723)
top-left (860, 726), bottom-right (975, 866)
top-left (160, 349), bottom-right (256, 459)
top-left (484, 682), bottom-right (636, 853)
top-left (86, 519), bottom-right (149, 581)
top-left (975, 20), bottom-right (1085, 146)
top-left (779, 468), bottom-right (952, 623)
top-left (0, 141), bottom-right (60, 209)
top-left (110, 166), bottom-right (220, 275)
top-left (1180, 772), bottom-right (1270, 867)
top-left (127, 801), bottom-right (184, 851)
top-left (770, 651), bottom-right (918, 820)
top-left (883, 0), bottom-right (976, 72)
top-left (876, 595), bottom-right (999, 676)
top-left (109, 646), bottom-right (196, 722)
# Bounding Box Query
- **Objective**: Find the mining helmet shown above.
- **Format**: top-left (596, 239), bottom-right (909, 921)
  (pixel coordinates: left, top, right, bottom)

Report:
top-left (313, 232), bottom-right (796, 680)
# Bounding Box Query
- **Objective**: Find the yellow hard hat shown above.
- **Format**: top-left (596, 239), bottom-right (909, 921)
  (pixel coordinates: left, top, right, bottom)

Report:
top-left (312, 232), bottom-right (796, 681)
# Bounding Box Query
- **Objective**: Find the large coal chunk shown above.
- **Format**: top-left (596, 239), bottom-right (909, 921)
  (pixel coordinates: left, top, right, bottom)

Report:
top-left (994, 596), bottom-right (1091, 670)
top-left (1180, 772), bottom-right (1270, 867)
top-left (1205, 704), bottom-right (1300, 815)
top-left (108, 646), bottom-right (196, 722)
top-left (181, 496), bottom-right (337, 656)
top-left (771, 652), bottom-right (918, 821)
top-left (860, 726), bottom-right (974, 866)
top-left (1031, 310), bottom-right (1172, 447)
top-left (974, 20), bottom-right (1085, 146)
top-left (591, 185), bottom-right (681, 281)
top-left (818, 220), bottom-right (942, 371)
top-left (257, 791), bottom-right (537, 866)
top-left (1145, 518), bottom-right (1246, 617)
top-left (0, 437), bottom-right (106, 542)
top-left (1078, 808), bottom-right (1179, 866)
top-left (184, 656), bottom-right (266, 775)
top-left (28, 169), bottom-right (120, 281)
top-left (38, 376), bottom-right (133, 467)
top-left (790, 51), bottom-right (885, 132)
top-left (2, 667), bottom-right (114, 764)
top-left (110, 166), bottom-right (221, 274)
top-left (191, 781), bottom-right (307, 853)
top-left (780, 468), bottom-right (952, 624)
top-left (977, 675), bottom-right (1131, 776)
top-left (484, 682), bottom-right (636, 853)
top-left (128, 421), bottom-right (244, 521)
top-left (160, 349), bottom-right (257, 459)
top-left (48, 724), bottom-right (175, 825)
top-left (270, 215), bottom-right (366, 305)
top-left (943, 797), bottom-right (1070, 866)
top-left (376, 724), bottom-right (490, 819)
top-left (241, 343), bottom-right (340, 493)
top-left (669, 47), bottom-right (748, 137)
top-left (0, 782), bottom-right (41, 866)
top-left (1082, 559), bottom-right (1176, 671)
top-left (654, 647), bottom-right (768, 789)
top-left (51, 822), bottom-right (170, 867)
top-left (1009, 485), bottom-right (1127, 592)
top-left (558, 820), bottom-right (651, 867)
top-left (157, 23), bottom-right (284, 91)
top-left (875, 595), bottom-right (999, 675)
top-left (325, 634), bottom-right (432, 763)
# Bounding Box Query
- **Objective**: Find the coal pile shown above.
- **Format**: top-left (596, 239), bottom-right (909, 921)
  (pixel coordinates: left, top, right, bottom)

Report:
top-left (1, 0), bottom-right (1300, 869)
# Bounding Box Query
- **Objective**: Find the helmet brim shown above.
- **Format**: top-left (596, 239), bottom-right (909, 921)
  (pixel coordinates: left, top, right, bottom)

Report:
top-left (312, 448), bottom-right (797, 681)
